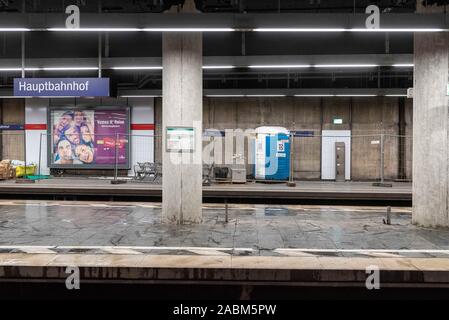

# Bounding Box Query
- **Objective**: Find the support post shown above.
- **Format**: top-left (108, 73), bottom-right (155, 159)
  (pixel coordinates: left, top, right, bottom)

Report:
top-left (413, 31), bottom-right (449, 227)
top-left (162, 2), bottom-right (203, 224)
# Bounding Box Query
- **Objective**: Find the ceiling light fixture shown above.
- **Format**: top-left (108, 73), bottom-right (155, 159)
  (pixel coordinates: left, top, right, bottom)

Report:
top-left (254, 28), bottom-right (346, 32)
top-left (248, 65), bottom-right (311, 69)
top-left (143, 28), bottom-right (235, 32)
top-left (315, 64), bottom-right (379, 68)
top-left (112, 66), bottom-right (163, 70)
top-left (0, 68), bottom-right (22, 71)
top-left (47, 28), bottom-right (142, 32)
top-left (40, 67), bottom-right (99, 71)
top-left (202, 66), bottom-right (236, 69)
top-left (206, 95), bottom-right (245, 97)
top-left (0, 28), bottom-right (31, 32)
top-left (294, 94), bottom-right (335, 97)
top-left (350, 28), bottom-right (444, 32)
top-left (246, 94), bottom-right (287, 97)
top-left (335, 94), bottom-right (378, 97)
top-left (120, 95), bottom-right (162, 98)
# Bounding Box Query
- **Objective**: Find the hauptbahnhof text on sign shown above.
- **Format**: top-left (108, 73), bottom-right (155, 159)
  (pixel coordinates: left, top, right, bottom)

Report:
top-left (13, 78), bottom-right (110, 97)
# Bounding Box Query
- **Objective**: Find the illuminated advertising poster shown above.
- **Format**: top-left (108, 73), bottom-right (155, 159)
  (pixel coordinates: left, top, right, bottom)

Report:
top-left (50, 108), bottom-right (129, 168)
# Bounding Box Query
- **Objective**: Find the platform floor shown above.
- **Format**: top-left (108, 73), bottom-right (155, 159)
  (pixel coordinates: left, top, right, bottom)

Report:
top-left (0, 200), bottom-right (441, 250)
top-left (0, 178), bottom-right (412, 201)
top-left (0, 201), bottom-right (447, 295)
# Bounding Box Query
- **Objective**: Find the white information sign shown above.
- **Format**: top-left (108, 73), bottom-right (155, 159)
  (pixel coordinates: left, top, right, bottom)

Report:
top-left (166, 127), bottom-right (195, 152)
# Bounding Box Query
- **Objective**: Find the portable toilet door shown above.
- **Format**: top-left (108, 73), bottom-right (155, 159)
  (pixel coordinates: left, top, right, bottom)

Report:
top-left (254, 127), bottom-right (290, 181)
top-left (266, 133), bottom-right (290, 180)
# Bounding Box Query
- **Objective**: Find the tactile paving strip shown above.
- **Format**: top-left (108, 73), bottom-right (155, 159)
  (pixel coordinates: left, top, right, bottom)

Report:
top-left (0, 246), bottom-right (448, 258)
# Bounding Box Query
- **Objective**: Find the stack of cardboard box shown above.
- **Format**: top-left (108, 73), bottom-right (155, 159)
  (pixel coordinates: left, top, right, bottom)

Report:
top-left (0, 160), bottom-right (15, 180)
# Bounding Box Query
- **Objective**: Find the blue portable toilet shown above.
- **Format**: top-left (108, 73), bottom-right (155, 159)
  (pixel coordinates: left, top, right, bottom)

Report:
top-left (254, 126), bottom-right (290, 180)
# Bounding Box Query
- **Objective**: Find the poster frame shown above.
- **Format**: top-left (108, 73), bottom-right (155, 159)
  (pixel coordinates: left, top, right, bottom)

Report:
top-left (166, 126), bottom-right (195, 153)
top-left (47, 105), bottom-right (131, 170)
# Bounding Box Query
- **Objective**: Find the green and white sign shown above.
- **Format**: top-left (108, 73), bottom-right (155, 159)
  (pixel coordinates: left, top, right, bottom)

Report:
top-left (332, 118), bottom-right (343, 125)
top-left (166, 127), bottom-right (195, 152)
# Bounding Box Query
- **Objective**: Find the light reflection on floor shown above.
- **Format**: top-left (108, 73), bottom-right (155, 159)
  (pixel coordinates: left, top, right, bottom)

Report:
top-left (0, 200), bottom-right (446, 253)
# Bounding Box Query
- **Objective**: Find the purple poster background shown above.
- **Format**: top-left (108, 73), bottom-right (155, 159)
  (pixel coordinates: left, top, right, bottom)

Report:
top-left (51, 108), bottom-right (128, 166)
top-left (94, 110), bottom-right (127, 164)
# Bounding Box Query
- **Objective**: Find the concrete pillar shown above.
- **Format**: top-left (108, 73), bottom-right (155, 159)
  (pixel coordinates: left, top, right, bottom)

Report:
top-left (413, 32), bottom-right (449, 228)
top-left (162, 31), bottom-right (203, 224)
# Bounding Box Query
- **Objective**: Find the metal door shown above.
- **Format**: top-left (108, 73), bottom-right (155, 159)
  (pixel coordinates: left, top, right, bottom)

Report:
top-left (335, 142), bottom-right (345, 182)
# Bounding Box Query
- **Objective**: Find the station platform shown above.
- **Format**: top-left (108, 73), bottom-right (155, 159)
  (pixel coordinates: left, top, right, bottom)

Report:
top-left (0, 200), bottom-right (446, 299)
top-left (0, 178), bottom-right (412, 203)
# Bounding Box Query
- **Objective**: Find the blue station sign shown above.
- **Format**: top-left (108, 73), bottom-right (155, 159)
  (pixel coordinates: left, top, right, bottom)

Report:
top-left (0, 124), bottom-right (24, 130)
top-left (14, 78), bottom-right (110, 97)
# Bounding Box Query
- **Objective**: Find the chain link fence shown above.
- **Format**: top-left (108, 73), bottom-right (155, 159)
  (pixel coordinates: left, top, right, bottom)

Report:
top-left (0, 131), bottom-right (412, 185)
top-left (201, 132), bottom-right (412, 184)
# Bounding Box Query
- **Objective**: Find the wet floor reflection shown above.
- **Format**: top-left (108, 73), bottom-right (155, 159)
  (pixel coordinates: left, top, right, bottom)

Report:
top-left (0, 200), bottom-right (446, 251)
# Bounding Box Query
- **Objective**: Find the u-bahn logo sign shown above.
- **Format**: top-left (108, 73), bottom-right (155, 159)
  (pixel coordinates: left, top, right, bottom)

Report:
top-left (13, 78), bottom-right (110, 97)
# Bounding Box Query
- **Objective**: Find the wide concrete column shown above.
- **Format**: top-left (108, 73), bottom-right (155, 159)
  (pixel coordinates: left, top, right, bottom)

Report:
top-left (413, 32), bottom-right (449, 228)
top-left (162, 31), bottom-right (203, 224)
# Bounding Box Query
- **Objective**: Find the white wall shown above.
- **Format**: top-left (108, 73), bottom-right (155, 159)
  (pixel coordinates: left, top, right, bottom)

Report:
top-left (128, 97), bottom-right (155, 176)
top-left (321, 130), bottom-right (351, 180)
top-left (25, 98), bottom-right (49, 175)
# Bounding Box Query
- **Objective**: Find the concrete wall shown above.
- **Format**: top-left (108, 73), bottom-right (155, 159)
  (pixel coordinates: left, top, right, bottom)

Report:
top-left (405, 98), bottom-right (413, 179)
top-left (351, 97), bottom-right (399, 180)
top-left (155, 96), bottom-right (413, 181)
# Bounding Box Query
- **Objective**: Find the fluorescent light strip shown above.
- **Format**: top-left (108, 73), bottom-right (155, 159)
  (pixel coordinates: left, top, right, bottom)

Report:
top-left (254, 28), bottom-right (346, 32)
top-left (48, 28), bottom-right (234, 32)
top-left (0, 67), bottom-right (98, 71)
top-left (255, 28), bottom-right (445, 33)
top-left (385, 94), bottom-right (407, 97)
top-left (48, 28), bottom-right (141, 32)
top-left (248, 64), bottom-right (379, 69)
top-left (294, 94), bottom-right (335, 97)
top-left (120, 95), bottom-right (162, 98)
top-left (350, 28), bottom-right (444, 32)
top-left (336, 94), bottom-right (378, 97)
top-left (2, 27), bottom-right (447, 33)
top-left (0, 68), bottom-right (22, 71)
top-left (0, 28), bottom-right (31, 32)
top-left (143, 28), bottom-right (235, 32)
top-left (114, 66), bottom-right (235, 70)
top-left (315, 64), bottom-right (378, 68)
top-left (246, 94), bottom-right (287, 97)
top-left (207, 94), bottom-right (286, 97)
top-left (40, 67), bottom-right (98, 71)
top-left (207, 94), bottom-right (385, 98)
top-left (249, 64), bottom-right (311, 69)
top-left (112, 66), bottom-right (163, 70)
top-left (202, 66), bottom-right (235, 69)
top-left (206, 95), bottom-right (246, 97)
top-left (0, 64), bottom-right (414, 72)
